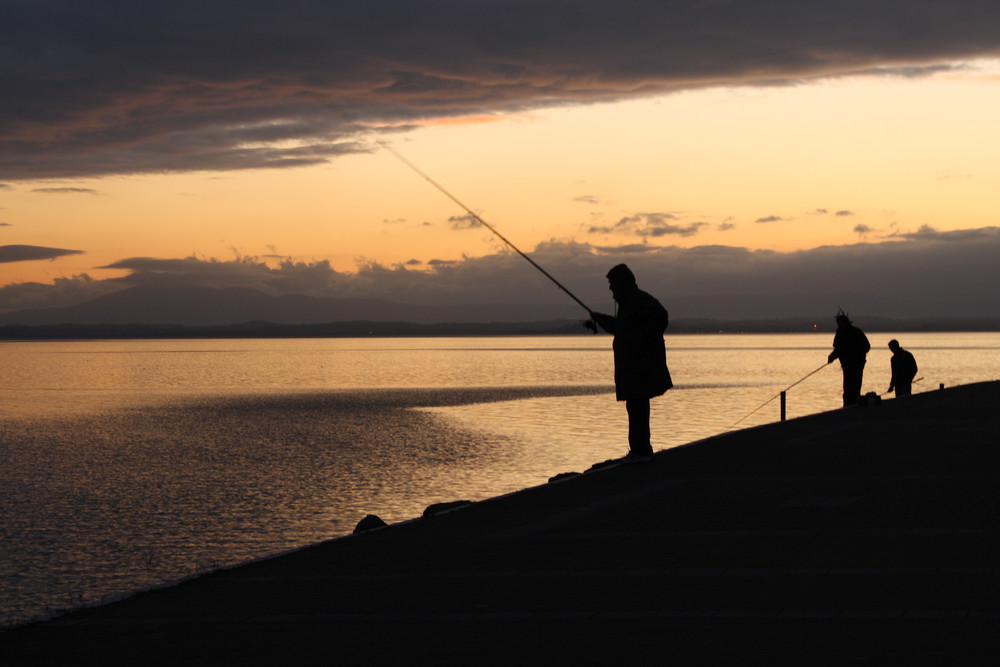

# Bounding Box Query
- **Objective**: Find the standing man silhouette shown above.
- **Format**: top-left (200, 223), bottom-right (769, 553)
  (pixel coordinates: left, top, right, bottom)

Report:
top-left (589, 264), bottom-right (672, 463)
top-left (827, 311), bottom-right (871, 407)
top-left (887, 339), bottom-right (918, 397)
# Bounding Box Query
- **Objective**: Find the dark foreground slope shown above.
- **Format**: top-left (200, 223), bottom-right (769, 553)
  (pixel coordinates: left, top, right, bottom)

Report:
top-left (3, 382), bottom-right (999, 666)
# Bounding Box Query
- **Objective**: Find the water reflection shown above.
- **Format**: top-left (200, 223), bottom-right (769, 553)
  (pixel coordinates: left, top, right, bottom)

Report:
top-left (2, 332), bottom-right (999, 626)
top-left (0, 386), bottom-right (605, 625)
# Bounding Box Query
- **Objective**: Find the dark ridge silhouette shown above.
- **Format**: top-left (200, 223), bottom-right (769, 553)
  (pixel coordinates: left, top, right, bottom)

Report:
top-left (674, 316), bottom-right (1000, 333)
top-left (0, 285), bottom-right (583, 327)
top-left (0, 320), bottom-right (592, 340)
top-left (1, 285), bottom-right (997, 329)
top-left (2, 316), bottom-right (998, 341)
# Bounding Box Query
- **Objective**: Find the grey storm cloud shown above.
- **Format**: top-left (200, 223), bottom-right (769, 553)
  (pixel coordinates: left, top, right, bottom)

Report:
top-left (890, 224), bottom-right (1000, 243)
top-left (97, 255), bottom-right (357, 295)
top-left (0, 244), bottom-right (83, 263)
top-left (4, 1), bottom-right (1000, 179)
top-left (3, 228), bottom-right (996, 319)
top-left (0, 272), bottom-right (119, 312)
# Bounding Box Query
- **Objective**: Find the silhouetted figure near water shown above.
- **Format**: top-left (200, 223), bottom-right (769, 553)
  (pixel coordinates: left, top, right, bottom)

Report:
top-left (887, 339), bottom-right (918, 397)
top-left (589, 264), bottom-right (672, 463)
top-left (827, 311), bottom-right (871, 407)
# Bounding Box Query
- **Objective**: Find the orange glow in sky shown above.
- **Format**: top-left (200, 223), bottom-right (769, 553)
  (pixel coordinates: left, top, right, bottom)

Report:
top-left (2, 62), bottom-right (999, 288)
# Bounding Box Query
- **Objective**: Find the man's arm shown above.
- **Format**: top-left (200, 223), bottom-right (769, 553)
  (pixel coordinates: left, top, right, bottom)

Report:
top-left (589, 311), bottom-right (617, 334)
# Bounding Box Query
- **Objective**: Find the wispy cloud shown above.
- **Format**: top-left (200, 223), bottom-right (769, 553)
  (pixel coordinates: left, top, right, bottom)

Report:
top-left (755, 215), bottom-right (786, 224)
top-left (936, 169), bottom-right (974, 181)
top-left (0, 244), bottom-right (84, 263)
top-left (31, 188), bottom-right (99, 195)
top-left (4, 1), bottom-right (1000, 179)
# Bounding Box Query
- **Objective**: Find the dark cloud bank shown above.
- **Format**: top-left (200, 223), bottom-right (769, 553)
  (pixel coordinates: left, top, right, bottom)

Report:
top-left (1, 228), bottom-right (997, 326)
top-left (0, 244), bottom-right (83, 263)
top-left (4, 1), bottom-right (1000, 179)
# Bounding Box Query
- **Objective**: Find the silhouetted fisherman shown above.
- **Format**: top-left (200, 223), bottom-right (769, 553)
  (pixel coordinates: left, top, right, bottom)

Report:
top-left (827, 311), bottom-right (871, 407)
top-left (589, 264), bottom-right (672, 463)
top-left (887, 339), bottom-right (918, 397)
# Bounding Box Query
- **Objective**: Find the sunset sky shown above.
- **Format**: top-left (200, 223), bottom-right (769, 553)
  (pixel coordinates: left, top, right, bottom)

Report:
top-left (2, 1), bottom-right (999, 319)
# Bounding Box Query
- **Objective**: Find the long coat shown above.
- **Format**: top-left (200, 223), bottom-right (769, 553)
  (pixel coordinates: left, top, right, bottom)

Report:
top-left (829, 324), bottom-right (871, 369)
top-left (594, 289), bottom-right (673, 401)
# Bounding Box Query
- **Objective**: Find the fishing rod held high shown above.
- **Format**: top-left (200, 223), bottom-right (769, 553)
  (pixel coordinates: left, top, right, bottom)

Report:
top-left (377, 140), bottom-right (594, 317)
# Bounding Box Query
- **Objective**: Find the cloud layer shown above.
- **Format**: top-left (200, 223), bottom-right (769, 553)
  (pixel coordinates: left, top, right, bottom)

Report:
top-left (2, 227), bottom-right (997, 319)
top-left (4, 1), bottom-right (1000, 179)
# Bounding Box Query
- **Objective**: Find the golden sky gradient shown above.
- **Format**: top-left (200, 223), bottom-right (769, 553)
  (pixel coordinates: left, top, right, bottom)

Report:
top-left (3, 3), bottom-right (999, 320)
top-left (3, 61), bottom-right (998, 291)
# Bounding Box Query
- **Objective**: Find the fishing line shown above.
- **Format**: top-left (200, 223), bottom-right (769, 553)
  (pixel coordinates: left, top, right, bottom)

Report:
top-left (377, 139), bottom-right (594, 315)
top-left (726, 361), bottom-right (831, 431)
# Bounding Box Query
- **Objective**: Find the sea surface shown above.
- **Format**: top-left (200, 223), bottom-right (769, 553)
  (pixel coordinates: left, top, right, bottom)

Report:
top-left (2, 332), bottom-right (999, 626)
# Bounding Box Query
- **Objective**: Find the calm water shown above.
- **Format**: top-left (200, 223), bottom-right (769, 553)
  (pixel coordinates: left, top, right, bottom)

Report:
top-left (2, 333), bottom-right (999, 626)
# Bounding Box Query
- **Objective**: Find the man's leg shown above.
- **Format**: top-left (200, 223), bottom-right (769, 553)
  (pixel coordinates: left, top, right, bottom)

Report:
top-left (625, 398), bottom-right (652, 457)
top-left (843, 365), bottom-right (864, 406)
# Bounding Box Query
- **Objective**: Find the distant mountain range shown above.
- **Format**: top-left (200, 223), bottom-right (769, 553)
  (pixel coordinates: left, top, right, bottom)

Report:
top-left (0, 285), bottom-right (997, 337)
top-left (0, 285), bottom-right (582, 327)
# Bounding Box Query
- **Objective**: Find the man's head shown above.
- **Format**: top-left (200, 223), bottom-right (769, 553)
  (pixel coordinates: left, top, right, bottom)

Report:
top-left (888, 339), bottom-right (900, 352)
top-left (606, 264), bottom-right (637, 302)
top-left (835, 310), bottom-right (851, 328)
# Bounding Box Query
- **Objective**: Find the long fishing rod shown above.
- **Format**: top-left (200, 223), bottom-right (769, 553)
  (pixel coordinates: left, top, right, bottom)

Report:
top-left (377, 140), bottom-right (593, 315)
top-left (880, 376), bottom-right (924, 397)
top-left (727, 361), bottom-right (831, 430)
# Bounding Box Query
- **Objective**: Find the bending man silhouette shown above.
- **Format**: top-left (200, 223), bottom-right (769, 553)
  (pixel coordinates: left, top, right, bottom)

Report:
top-left (887, 339), bottom-right (918, 397)
top-left (827, 311), bottom-right (871, 407)
top-left (590, 264), bottom-right (672, 463)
